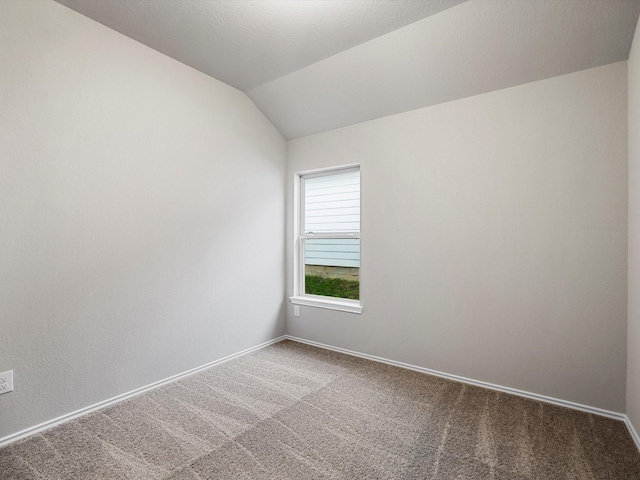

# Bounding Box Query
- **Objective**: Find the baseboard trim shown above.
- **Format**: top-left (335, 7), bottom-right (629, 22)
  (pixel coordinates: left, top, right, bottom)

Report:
top-left (5, 334), bottom-right (636, 452)
top-left (624, 415), bottom-right (640, 452)
top-left (0, 336), bottom-right (286, 448)
top-left (284, 335), bottom-right (626, 422)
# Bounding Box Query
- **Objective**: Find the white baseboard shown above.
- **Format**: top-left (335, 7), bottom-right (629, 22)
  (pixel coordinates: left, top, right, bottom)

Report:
top-left (624, 415), bottom-right (640, 452)
top-left (0, 336), bottom-right (286, 448)
top-left (284, 335), bottom-right (626, 422)
top-left (5, 334), bottom-right (638, 454)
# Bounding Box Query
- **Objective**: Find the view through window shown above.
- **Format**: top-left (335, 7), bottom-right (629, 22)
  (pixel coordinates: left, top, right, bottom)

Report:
top-left (302, 167), bottom-right (360, 300)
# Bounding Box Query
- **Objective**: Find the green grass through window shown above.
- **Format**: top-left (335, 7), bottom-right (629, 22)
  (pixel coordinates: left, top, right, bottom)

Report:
top-left (305, 275), bottom-right (359, 300)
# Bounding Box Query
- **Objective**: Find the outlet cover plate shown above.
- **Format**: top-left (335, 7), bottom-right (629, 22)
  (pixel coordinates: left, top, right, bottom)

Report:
top-left (0, 370), bottom-right (13, 394)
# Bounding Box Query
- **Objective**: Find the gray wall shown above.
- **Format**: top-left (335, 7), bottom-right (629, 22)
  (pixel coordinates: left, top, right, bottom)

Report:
top-left (628, 20), bottom-right (640, 432)
top-left (287, 62), bottom-right (628, 413)
top-left (0, 1), bottom-right (286, 440)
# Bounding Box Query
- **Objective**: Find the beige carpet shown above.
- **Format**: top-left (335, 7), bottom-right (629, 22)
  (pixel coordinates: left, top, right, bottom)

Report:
top-left (1, 339), bottom-right (639, 479)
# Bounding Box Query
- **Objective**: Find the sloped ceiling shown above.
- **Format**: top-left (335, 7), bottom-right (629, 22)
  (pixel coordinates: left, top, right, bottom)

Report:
top-left (56, 0), bottom-right (640, 139)
top-left (55, 0), bottom-right (465, 90)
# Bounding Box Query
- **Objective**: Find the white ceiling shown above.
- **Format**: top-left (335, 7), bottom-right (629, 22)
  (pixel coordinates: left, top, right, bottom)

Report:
top-left (248, 0), bottom-right (640, 138)
top-left (55, 0), bottom-right (465, 91)
top-left (56, 0), bottom-right (640, 140)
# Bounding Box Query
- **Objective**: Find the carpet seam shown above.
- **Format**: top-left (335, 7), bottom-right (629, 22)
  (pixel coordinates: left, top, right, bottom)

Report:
top-left (283, 336), bottom-right (624, 420)
top-left (0, 336), bottom-right (287, 448)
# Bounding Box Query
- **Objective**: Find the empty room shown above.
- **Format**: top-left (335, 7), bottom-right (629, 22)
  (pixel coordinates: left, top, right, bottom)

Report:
top-left (2, 0), bottom-right (640, 478)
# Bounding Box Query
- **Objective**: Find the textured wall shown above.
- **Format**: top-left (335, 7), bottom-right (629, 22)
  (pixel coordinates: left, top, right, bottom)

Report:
top-left (628, 20), bottom-right (640, 433)
top-left (0, 1), bottom-right (285, 440)
top-left (287, 62), bottom-right (628, 412)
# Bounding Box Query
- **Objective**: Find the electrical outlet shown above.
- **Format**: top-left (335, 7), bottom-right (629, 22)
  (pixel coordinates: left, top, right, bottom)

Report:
top-left (294, 305), bottom-right (300, 317)
top-left (0, 371), bottom-right (13, 394)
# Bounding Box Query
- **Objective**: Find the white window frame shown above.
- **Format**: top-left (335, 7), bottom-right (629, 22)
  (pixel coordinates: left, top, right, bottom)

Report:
top-left (290, 164), bottom-right (363, 314)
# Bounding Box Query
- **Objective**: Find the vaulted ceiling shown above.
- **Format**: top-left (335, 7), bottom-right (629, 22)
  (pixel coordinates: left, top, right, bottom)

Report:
top-left (56, 0), bottom-right (640, 139)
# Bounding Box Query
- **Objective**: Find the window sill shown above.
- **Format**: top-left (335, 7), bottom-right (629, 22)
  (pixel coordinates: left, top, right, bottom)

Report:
top-left (289, 295), bottom-right (363, 314)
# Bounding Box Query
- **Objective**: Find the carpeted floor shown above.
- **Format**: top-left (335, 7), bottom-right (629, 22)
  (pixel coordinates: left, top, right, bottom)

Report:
top-left (1, 340), bottom-right (639, 479)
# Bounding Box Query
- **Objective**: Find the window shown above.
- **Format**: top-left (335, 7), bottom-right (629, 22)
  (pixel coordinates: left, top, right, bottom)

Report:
top-left (290, 165), bottom-right (362, 314)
